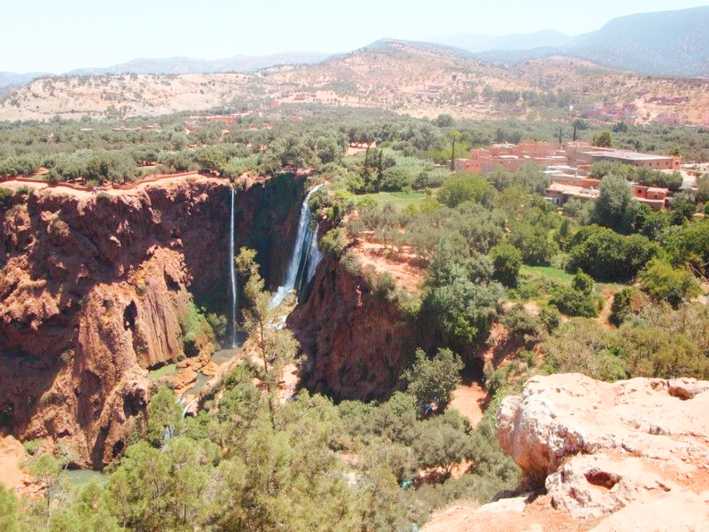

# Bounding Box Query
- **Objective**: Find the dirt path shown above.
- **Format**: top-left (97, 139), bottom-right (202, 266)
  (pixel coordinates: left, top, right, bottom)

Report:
top-left (596, 287), bottom-right (617, 330)
top-left (448, 382), bottom-right (487, 428)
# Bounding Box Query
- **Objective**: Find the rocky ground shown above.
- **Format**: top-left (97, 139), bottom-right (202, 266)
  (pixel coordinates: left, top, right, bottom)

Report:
top-left (426, 373), bottom-right (709, 531)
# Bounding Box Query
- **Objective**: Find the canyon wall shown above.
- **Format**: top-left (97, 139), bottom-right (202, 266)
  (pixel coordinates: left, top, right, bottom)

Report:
top-left (0, 175), bottom-right (303, 467)
top-left (288, 255), bottom-right (418, 401)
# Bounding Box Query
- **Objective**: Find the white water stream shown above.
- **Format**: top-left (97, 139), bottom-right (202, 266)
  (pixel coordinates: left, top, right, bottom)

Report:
top-left (271, 185), bottom-right (324, 308)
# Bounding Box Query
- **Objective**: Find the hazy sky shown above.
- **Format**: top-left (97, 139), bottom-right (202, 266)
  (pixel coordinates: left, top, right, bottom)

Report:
top-left (3, 0), bottom-right (707, 72)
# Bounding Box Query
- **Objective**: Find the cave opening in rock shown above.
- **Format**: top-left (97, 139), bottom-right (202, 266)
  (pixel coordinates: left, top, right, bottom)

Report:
top-left (123, 301), bottom-right (137, 331)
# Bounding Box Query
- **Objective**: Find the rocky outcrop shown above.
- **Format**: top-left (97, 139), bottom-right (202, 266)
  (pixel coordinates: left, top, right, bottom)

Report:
top-left (0, 175), bottom-right (304, 467)
top-left (288, 255), bottom-right (418, 400)
top-left (495, 373), bottom-right (709, 529)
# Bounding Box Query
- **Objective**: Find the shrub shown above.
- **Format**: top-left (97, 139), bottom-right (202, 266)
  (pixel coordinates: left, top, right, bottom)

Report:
top-left (592, 175), bottom-right (639, 234)
top-left (669, 192), bottom-right (696, 224)
top-left (489, 243), bottom-right (522, 288)
top-left (638, 258), bottom-right (700, 308)
top-left (372, 272), bottom-right (397, 301)
top-left (615, 304), bottom-right (709, 379)
top-left (401, 348), bottom-right (464, 413)
top-left (380, 166), bottom-right (410, 192)
top-left (179, 302), bottom-right (215, 357)
top-left (501, 305), bottom-right (544, 345)
top-left (539, 305), bottom-right (561, 332)
top-left (663, 219), bottom-right (709, 277)
top-left (567, 225), bottom-right (659, 282)
top-left (23, 439), bottom-right (42, 456)
top-left (610, 288), bottom-right (634, 326)
top-left (541, 319), bottom-right (626, 381)
top-left (438, 174), bottom-right (494, 208)
top-left (550, 286), bottom-right (598, 318)
top-left (549, 274), bottom-right (599, 318)
top-left (320, 228), bottom-right (348, 257)
top-left (509, 224), bottom-right (557, 266)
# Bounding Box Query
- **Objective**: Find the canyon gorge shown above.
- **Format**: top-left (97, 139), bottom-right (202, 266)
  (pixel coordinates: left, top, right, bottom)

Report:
top-left (0, 174), bottom-right (309, 467)
top-left (0, 173), bottom-right (418, 469)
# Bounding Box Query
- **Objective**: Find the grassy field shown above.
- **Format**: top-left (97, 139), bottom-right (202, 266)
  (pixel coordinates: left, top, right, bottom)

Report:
top-left (520, 264), bottom-right (627, 297)
top-left (148, 363), bottom-right (177, 380)
top-left (357, 190), bottom-right (429, 209)
top-left (520, 265), bottom-right (575, 285)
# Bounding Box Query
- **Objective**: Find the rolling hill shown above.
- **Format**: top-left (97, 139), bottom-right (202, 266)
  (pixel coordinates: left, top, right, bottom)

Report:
top-left (0, 40), bottom-right (707, 125)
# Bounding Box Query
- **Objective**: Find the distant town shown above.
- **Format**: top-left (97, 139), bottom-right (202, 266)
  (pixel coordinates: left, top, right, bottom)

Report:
top-left (455, 140), bottom-right (699, 210)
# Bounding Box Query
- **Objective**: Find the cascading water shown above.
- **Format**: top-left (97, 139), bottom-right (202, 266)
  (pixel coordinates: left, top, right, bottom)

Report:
top-left (271, 185), bottom-right (324, 308)
top-left (228, 187), bottom-right (238, 347)
top-left (304, 222), bottom-right (323, 286)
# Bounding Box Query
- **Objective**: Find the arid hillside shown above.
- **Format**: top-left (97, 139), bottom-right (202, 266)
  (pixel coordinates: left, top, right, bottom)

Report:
top-left (1, 41), bottom-right (708, 125)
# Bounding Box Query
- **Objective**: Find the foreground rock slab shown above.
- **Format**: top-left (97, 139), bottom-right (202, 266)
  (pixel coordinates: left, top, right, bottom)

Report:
top-left (426, 374), bottom-right (709, 530)
top-left (496, 373), bottom-right (709, 528)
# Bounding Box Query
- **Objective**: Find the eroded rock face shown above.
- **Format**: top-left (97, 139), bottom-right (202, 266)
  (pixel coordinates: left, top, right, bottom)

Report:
top-left (497, 373), bottom-right (709, 527)
top-left (0, 176), bottom-right (303, 467)
top-left (288, 255), bottom-right (418, 400)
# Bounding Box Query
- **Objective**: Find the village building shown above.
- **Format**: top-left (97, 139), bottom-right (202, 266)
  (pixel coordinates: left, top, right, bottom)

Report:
top-left (455, 139), bottom-right (678, 209)
top-left (565, 142), bottom-right (681, 173)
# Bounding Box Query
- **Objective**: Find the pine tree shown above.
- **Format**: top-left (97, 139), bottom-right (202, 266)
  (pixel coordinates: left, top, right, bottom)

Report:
top-left (235, 248), bottom-right (299, 429)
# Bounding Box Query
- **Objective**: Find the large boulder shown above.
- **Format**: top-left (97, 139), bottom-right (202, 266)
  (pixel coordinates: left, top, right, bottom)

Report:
top-left (497, 373), bottom-right (709, 525)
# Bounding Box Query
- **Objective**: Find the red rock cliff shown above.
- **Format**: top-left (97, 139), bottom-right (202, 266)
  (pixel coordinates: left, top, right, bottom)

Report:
top-left (0, 175), bottom-right (303, 467)
top-left (288, 255), bottom-right (418, 401)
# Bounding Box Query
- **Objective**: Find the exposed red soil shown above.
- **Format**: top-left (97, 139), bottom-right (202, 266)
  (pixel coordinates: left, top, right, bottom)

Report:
top-left (448, 383), bottom-right (487, 428)
top-left (350, 237), bottom-right (426, 294)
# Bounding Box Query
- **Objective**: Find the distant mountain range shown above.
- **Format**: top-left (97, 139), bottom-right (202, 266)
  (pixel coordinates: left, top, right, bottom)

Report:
top-left (0, 53), bottom-right (329, 91)
top-left (468, 6), bottom-right (709, 77)
top-left (66, 52), bottom-right (329, 76)
top-left (4, 36), bottom-right (707, 125)
top-left (0, 72), bottom-right (49, 92)
top-left (435, 30), bottom-right (572, 54)
top-left (0, 5), bottom-right (707, 97)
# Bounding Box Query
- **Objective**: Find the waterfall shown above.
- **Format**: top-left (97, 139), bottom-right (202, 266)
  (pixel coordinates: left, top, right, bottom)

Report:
top-left (228, 187), bottom-right (238, 347)
top-left (271, 185), bottom-right (324, 308)
top-left (305, 222), bottom-right (323, 286)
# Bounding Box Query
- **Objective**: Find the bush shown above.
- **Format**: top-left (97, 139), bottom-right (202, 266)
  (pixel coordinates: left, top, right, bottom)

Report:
top-left (550, 285), bottom-right (598, 318)
top-left (0, 187), bottom-right (13, 207)
top-left (610, 288), bottom-right (634, 326)
top-left (567, 225), bottom-right (659, 282)
top-left (23, 439), bottom-right (42, 456)
top-left (179, 302), bottom-right (215, 357)
top-left (489, 243), bottom-right (522, 288)
top-left (501, 305), bottom-right (544, 345)
top-left (320, 228), bottom-right (349, 257)
top-left (380, 166), bottom-right (410, 192)
top-left (509, 224), bottom-right (557, 266)
top-left (592, 175), bottom-right (639, 234)
top-left (638, 259), bottom-right (700, 308)
top-left (438, 174), bottom-right (494, 208)
top-left (539, 305), bottom-right (561, 332)
top-left (663, 219), bottom-right (709, 277)
top-left (549, 273), bottom-right (599, 318)
top-left (541, 319), bottom-right (626, 381)
top-left (616, 304), bottom-right (709, 379)
top-left (669, 192), bottom-right (696, 224)
top-left (401, 348), bottom-right (464, 413)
